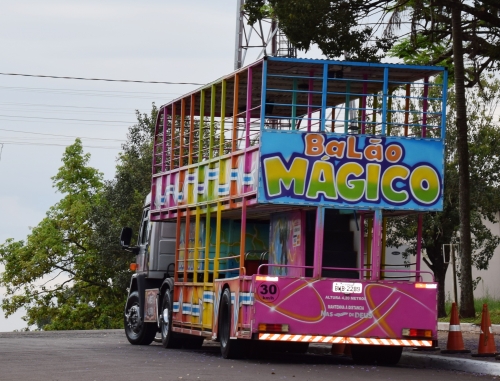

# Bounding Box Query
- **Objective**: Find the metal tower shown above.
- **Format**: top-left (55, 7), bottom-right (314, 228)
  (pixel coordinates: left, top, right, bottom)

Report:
top-left (234, 0), bottom-right (297, 70)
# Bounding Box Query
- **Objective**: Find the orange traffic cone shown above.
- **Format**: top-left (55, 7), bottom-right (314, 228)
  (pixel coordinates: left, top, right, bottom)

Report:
top-left (441, 302), bottom-right (471, 354)
top-left (472, 304), bottom-right (499, 357)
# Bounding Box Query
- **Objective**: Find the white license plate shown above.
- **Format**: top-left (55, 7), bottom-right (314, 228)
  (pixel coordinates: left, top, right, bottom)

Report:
top-left (332, 282), bottom-right (362, 294)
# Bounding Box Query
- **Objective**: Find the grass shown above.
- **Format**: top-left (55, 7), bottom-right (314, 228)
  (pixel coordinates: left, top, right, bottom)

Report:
top-left (438, 296), bottom-right (500, 324)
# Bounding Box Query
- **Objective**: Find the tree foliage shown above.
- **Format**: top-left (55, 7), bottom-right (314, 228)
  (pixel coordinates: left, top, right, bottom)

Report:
top-left (244, 0), bottom-right (394, 61)
top-left (387, 78), bottom-right (500, 316)
top-left (0, 106), bottom-right (157, 330)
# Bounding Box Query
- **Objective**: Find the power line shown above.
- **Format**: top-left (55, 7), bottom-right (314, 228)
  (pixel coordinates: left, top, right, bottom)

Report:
top-left (0, 141), bottom-right (121, 149)
top-left (0, 114), bottom-right (135, 124)
top-left (0, 128), bottom-right (126, 141)
top-left (0, 72), bottom-right (204, 86)
top-left (0, 85), bottom-right (180, 96)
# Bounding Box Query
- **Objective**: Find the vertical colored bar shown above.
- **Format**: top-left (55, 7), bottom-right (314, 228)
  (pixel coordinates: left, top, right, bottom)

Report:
top-left (210, 85), bottom-right (216, 159)
top-left (194, 207), bottom-right (201, 281)
top-left (220, 79), bottom-right (226, 155)
top-left (404, 84), bottom-right (410, 137)
top-left (344, 81), bottom-right (351, 133)
top-left (370, 209), bottom-right (382, 281)
top-left (214, 202), bottom-right (222, 279)
top-left (422, 76), bottom-right (429, 138)
top-left (245, 66), bottom-right (253, 147)
top-left (359, 214), bottom-right (365, 275)
top-left (232, 73), bottom-right (239, 152)
top-left (170, 103), bottom-right (176, 170)
top-left (416, 214), bottom-right (423, 281)
top-left (441, 69), bottom-right (449, 141)
top-left (189, 94), bottom-right (195, 165)
top-left (366, 218), bottom-right (372, 279)
top-left (180, 98), bottom-right (186, 167)
top-left (361, 75), bottom-right (368, 134)
top-left (307, 70), bottom-right (313, 131)
top-left (321, 64), bottom-right (328, 132)
top-left (259, 60), bottom-right (267, 131)
top-left (372, 96), bottom-right (378, 135)
top-left (198, 90), bottom-right (205, 162)
top-left (387, 87), bottom-right (393, 135)
top-left (381, 67), bottom-right (389, 136)
top-left (162, 108), bottom-right (168, 172)
top-left (204, 209), bottom-right (211, 284)
top-left (239, 198), bottom-right (247, 276)
top-left (381, 217), bottom-right (387, 280)
top-left (184, 209), bottom-right (190, 281)
top-left (313, 206), bottom-right (325, 278)
top-left (291, 78), bottom-right (297, 130)
top-left (175, 212), bottom-right (181, 283)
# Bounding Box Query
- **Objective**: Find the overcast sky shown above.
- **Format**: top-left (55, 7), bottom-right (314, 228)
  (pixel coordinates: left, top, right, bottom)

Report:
top-left (0, 0), bottom-right (326, 331)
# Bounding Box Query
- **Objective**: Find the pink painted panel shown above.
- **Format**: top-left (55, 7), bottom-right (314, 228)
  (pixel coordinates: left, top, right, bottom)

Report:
top-left (253, 277), bottom-right (437, 339)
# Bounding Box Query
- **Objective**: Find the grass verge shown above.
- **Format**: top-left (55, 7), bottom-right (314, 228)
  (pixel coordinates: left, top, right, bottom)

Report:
top-left (438, 296), bottom-right (500, 324)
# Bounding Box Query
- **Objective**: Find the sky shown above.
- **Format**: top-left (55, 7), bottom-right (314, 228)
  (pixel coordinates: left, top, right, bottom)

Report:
top-left (0, 0), bottom-right (247, 331)
top-left (0, 0), bottom-right (326, 331)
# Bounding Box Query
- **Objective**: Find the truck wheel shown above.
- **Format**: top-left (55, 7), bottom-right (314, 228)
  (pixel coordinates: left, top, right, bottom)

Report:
top-left (351, 345), bottom-right (377, 364)
top-left (124, 291), bottom-right (157, 345)
top-left (376, 346), bottom-right (402, 366)
top-left (219, 288), bottom-right (243, 359)
top-left (160, 290), bottom-right (182, 349)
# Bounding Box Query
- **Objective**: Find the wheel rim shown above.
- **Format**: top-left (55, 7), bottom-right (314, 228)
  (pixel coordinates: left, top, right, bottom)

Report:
top-left (161, 293), bottom-right (171, 339)
top-left (125, 304), bottom-right (142, 338)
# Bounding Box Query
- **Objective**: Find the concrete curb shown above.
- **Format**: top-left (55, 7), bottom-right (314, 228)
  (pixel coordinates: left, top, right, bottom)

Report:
top-left (438, 322), bottom-right (500, 334)
top-left (400, 352), bottom-right (500, 376)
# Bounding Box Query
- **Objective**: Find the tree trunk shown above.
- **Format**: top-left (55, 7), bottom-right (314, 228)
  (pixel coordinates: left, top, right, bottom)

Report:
top-left (451, 1), bottom-right (475, 318)
top-left (425, 246), bottom-right (449, 318)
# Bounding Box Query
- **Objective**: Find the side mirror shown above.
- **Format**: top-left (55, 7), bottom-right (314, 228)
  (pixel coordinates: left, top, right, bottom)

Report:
top-left (120, 227), bottom-right (133, 247)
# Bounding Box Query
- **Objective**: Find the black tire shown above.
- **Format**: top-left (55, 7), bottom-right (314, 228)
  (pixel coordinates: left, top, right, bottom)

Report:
top-left (124, 291), bottom-right (157, 345)
top-left (376, 346), bottom-right (403, 366)
top-left (219, 288), bottom-right (243, 359)
top-left (160, 289), bottom-right (182, 349)
top-left (351, 345), bottom-right (378, 364)
top-left (183, 336), bottom-right (204, 349)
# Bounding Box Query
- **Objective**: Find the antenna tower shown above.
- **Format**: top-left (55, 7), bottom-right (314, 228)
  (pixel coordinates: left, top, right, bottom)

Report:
top-left (234, 0), bottom-right (297, 70)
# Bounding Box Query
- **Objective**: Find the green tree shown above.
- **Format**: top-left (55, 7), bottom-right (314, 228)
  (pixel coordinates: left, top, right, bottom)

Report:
top-left (0, 139), bottom-right (125, 329)
top-left (0, 104), bottom-right (159, 330)
top-left (387, 78), bottom-right (500, 317)
top-left (245, 0), bottom-right (500, 318)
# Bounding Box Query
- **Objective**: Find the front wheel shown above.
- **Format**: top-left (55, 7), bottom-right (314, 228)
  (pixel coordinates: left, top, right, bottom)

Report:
top-left (160, 289), bottom-right (182, 348)
top-left (124, 291), bottom-right (157, 345)
top-left (219, 288), bottom-right (243, 359)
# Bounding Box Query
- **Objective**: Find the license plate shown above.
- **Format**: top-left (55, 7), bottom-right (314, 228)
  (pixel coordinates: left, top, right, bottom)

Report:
top-left (332, 282), bottom-right (362, 294)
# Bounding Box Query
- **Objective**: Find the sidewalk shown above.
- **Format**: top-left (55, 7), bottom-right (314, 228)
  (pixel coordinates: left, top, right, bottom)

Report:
top-left (309, 325), bottom-right (500, 376)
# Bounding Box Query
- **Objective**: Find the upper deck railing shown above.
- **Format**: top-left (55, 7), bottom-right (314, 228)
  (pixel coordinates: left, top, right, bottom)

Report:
top-left (150, 57), bottom-right (448, 219)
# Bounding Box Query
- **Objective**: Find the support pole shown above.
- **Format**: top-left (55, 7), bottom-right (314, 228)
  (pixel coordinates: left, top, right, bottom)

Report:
top-left (416, 214), bottom-right (423, 281)
top-left (313, 206), bottom-right (325, 278)
top-left (370, 209), bottom-right (383, 281)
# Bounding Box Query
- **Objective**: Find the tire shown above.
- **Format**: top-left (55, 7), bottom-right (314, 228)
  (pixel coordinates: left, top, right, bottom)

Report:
top-left (183, 336), bottom-right (204, 349)
top-left (351, 345), bottom-right (378, 365)
top-left (124, 291), bottom-right (157, 345)
top-left (219, 288), bottom-right (243, 359)
top-left (160, 289), bottom-right (182, 349)
top-left (376, 346), bottom-right (402, 366)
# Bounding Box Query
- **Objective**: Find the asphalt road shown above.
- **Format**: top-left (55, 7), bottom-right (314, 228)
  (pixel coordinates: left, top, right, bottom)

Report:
top-left (0, 330), bottom-right (495, 381)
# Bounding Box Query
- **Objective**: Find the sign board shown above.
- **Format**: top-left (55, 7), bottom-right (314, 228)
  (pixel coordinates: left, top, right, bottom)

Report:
top-left (258, 131), bottom-right (444, 211)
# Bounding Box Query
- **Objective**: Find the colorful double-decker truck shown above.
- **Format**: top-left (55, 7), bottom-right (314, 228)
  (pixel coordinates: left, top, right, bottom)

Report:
top-left (120, 57), bottom-right (448, 364)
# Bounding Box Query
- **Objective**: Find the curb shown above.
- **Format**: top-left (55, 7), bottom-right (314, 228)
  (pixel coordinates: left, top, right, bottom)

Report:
top-left (400, 352), bottom-right (500, 376)
top-left (438, 322), bottom-right (500, 334)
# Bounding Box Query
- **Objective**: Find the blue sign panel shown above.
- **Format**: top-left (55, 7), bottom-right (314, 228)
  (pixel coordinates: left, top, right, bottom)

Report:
top-left (258, 131), bottom-right (444, 211)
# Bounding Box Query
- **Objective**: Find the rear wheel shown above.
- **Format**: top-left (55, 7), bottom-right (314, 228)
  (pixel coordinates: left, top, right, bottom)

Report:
top-left (160, 289), bottom-right (182, 348)
top-left (124, 291), bottom-right (157, 345)
top-left (219, 288), bottom-right (243, 359)
top-left (376, 346), bottom-right (403, 366)
top-left (351, 345), bottom-right (377, 364)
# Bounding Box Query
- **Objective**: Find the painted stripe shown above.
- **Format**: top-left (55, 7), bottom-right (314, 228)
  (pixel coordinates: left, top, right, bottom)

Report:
top-left (449, 325), bottom-right (461, 331)
top-left (230, 169), bottom-right (239, 180)
top-left (258, 334), bottom-right (432, 347)
top-left (197, 184), bottom-right (205, 194)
